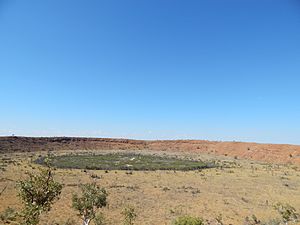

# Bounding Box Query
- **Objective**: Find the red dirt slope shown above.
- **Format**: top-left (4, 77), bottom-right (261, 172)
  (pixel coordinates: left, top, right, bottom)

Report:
top-left (147, 140), bottom-right (300, 164)
top-left (0, 136), bottom-right (300, 164)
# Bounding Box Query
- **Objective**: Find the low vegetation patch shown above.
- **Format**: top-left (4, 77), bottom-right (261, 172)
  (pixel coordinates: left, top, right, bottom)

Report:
top-left (35, 153), bottom-right (215, 171)
top-left (173, 215), bottom-right (204, 225)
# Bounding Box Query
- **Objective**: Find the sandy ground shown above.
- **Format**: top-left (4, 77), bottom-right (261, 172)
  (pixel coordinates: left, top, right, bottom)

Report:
top-left (1, 150), bottom-right (300, 225)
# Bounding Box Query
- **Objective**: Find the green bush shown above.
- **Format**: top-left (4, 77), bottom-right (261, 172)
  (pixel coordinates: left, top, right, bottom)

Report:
top-left (173, 215), bottom-right (204, 225)
top-left (17, 159), bottom-right (62, 225)
top-left (72, 183), bottom-right (108, 225)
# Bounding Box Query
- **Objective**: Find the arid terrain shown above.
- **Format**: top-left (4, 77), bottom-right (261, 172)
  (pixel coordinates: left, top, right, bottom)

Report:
top-left (1, 136), bottom-right (300, 164)
top-left (1, 136), bottom-right (300, 224)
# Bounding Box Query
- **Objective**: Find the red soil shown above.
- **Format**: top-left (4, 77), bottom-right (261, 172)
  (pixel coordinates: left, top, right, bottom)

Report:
top-left (0, 136), bottom-right (299, 164)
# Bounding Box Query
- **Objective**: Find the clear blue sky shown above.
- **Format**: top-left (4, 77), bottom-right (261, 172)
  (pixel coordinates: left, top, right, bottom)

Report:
top-left (0, 0), bottom-right (300, 144)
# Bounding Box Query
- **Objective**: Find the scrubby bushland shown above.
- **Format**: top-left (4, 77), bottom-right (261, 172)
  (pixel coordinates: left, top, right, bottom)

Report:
top-left (37, 153), bottom-right (215, 171)
top-left (72, 183), bottom-right (108, 225)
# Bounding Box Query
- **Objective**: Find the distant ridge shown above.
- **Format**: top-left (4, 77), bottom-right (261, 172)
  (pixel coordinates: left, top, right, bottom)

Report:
top-left (1, 136), bottom-right (300, 164)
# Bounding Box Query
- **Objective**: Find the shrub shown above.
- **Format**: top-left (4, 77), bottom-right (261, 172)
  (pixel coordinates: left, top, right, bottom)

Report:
top-left (173, 215), bottom-right (204, 225)
top-left (17, 159), bottom-right (62, 225)
top-left (274, 202), bottom-right (299, 223)
top-left (72, 183), bottom-right (108, 225)
top-left (122, 205), bottom-right (137, 225)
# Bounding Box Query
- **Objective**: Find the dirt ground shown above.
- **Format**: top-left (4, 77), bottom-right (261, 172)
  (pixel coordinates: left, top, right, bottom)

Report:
top-left (1, 137), bottom-right (300, 165)
top-left (1, 149), bottom-right (300, 225)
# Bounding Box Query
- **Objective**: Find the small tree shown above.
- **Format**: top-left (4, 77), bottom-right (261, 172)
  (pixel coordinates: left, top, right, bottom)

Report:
top-left (122, 206), bottom-right (137, 225)
top-left (72, 183), bottom-right (108, 225)
top-left (17, 159), bottom-right (62, 225)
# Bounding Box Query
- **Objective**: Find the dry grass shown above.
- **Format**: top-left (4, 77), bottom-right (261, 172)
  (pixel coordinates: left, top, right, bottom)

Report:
top-left (1, 150), bottom-right (300, 225)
